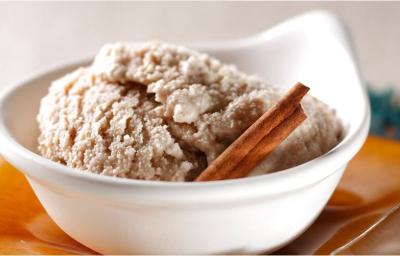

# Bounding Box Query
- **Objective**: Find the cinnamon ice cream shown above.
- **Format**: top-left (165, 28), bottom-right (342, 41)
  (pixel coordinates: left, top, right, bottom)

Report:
top-left (37, 42), bottom-right (343, 181)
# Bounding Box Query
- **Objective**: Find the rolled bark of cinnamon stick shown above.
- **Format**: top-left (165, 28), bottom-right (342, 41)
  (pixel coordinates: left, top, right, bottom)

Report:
top-left (195, 82), bottom-right (309, 182)
top-left (225, 106), bottom-right (306, 180)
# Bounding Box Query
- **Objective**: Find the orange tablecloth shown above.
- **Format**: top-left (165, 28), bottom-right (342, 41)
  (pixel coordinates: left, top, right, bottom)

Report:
top-left (0, 136), bottom-right (399, 254)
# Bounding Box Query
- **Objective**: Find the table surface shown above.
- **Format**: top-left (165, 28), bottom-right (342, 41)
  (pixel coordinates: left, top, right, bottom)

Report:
top-left (0, 136), bottom-right (399, 254)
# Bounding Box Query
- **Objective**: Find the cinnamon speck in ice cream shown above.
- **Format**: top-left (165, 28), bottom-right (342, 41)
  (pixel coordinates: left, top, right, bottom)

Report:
top-left (37, 42), bottom-right (343, 181)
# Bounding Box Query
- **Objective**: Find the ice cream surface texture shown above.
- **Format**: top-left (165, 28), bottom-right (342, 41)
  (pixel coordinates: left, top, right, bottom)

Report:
top-left (37, 42), bottom-right (343, 181)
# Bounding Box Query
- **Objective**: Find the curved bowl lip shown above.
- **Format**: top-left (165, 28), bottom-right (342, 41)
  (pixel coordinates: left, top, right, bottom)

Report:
top-left (0, 11), bottom-right (370, 196)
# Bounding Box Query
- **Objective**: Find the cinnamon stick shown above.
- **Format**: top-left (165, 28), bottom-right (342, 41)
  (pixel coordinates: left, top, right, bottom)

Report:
top-left (195, 82), bottom-right (309, 182)
top-left (225, 106), bottom-right (306, 179)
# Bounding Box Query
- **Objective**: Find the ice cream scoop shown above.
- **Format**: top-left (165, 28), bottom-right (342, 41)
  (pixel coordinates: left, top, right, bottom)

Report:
top-left (37, 41), bottom-right (343, 181)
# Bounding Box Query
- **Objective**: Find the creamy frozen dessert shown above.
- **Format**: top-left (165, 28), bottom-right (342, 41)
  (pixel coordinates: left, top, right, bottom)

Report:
top-left (37, 42), bottom-right (343, 181)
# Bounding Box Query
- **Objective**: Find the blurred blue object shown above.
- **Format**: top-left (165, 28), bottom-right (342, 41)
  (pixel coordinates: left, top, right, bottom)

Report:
top-left (368, 85), bottom-right (400, 140)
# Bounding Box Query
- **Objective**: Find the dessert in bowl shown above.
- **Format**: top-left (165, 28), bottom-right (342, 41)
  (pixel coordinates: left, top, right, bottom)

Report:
top-left (37, 41), bottom-right (342, 182)
top-left (0, 11), bottom-right (369, 254)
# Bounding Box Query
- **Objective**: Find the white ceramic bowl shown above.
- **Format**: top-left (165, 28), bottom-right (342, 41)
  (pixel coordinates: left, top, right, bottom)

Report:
top-left (0, 11), bottom-right (369, 254)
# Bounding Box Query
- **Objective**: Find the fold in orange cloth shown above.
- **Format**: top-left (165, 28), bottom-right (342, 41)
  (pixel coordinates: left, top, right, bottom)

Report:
top-left (0, 136), bottom-right (399, 254)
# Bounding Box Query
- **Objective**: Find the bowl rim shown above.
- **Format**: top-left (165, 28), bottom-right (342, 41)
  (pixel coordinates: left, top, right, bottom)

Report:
top-left (0, 11), bottom-right (371, 197)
